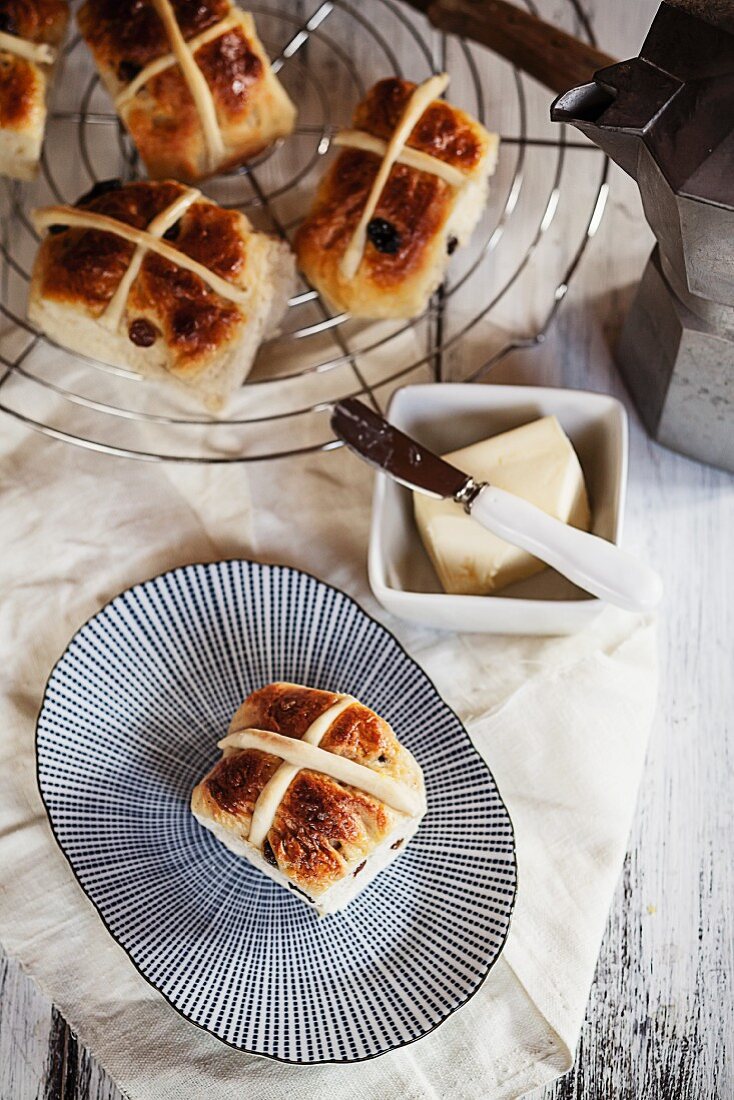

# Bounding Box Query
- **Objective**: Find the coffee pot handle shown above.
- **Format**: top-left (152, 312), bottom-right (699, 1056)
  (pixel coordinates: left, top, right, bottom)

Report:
top-left (400, 0), bottom-right (616, 94)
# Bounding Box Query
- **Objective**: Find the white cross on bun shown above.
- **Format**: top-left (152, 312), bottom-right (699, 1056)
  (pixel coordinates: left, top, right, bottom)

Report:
top-left (28, 178), bottom-right (296, 409)
top-left (295, 76), bottom-right (498, 320)
top-left (77, 0), bottom-right (296, 182)
top-left (191, 683), bottom-right (427, 916)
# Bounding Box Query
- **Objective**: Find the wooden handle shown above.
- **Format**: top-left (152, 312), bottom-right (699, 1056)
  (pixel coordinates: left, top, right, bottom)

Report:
top-left (402, 0), bottom-right (616, 94)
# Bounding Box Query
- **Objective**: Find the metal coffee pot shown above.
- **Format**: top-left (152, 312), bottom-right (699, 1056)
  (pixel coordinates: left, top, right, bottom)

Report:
top-left (551, 1), bottom-right (734, 471)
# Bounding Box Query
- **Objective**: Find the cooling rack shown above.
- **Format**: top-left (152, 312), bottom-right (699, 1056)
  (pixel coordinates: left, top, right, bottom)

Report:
top-left (0, 0), bottom-right (609, 462)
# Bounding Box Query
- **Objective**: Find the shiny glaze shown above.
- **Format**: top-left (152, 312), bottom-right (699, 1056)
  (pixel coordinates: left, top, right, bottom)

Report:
top-left (36, 180), bottom-right (251, 365)
top-left (0, 0), bottom-right (67, 44)
top-left (0, 52), bottom-right (37, 128)
top-left (196, 26), bottom-right (262, 115)
top-left (197, 683), bottom-right (413, 895)
top-left (353, 77), bottom-right (487, 170)
top-left (297, 148), bottom-right (452, 288)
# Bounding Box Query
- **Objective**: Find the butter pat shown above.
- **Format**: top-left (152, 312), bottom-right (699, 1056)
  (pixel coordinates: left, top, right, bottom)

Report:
top-left (413, 416), bottom-right (591, 595)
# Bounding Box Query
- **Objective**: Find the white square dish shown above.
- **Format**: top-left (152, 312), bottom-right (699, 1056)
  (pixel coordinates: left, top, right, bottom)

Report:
top-left (369, 384), bottom-right (628, 635)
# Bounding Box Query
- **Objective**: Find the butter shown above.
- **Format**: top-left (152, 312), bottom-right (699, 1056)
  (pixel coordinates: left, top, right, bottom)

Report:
top-left (413, 416), bottom-right (591, 595)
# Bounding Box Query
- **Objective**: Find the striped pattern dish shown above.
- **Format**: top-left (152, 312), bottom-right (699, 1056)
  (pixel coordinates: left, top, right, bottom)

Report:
top-left (36, 561), bottom-right (516, 1063)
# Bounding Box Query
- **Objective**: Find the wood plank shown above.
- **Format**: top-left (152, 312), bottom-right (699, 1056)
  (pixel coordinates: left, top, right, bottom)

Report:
top-left (0, 952), bottom-right (124, 1100)
top-left (0, 952), bottom-right (54, 1100)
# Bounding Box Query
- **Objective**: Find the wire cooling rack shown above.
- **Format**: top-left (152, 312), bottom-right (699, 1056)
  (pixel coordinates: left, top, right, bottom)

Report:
top-left (0, 0), bottom-right (609, 462)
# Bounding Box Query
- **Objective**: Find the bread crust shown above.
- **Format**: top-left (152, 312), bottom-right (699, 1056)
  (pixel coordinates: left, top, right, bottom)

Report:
top-left (0, 52), bottom-right (39, 129)
top-left (123, 66), bottom-right (204, 180)
top-left (191, 683), bottom-right (424, 897)
top-left (1, 0), bottom-right (68, 44)
top-left (77, 0), bottom-right (228, 68)
top-left (0, 0), bottom-right (68, 176)
top-left (295, 77), bottom-right (496, 319)
top-left (297, 150), bottom-right (453, 302)
top-left (352, 77), bottom-right (489, 173)
top-left (77, 1), bottom-right (296, 181)
top-left (29, 179), bottom-right (295, 405)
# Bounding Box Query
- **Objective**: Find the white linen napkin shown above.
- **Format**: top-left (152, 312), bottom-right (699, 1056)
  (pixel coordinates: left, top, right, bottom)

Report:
top-left (0, 418), bottom-right (656, 1099)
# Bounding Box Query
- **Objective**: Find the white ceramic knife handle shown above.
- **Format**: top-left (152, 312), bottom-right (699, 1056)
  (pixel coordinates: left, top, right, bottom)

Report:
top-left (470, 485), bottom-right (663, 612)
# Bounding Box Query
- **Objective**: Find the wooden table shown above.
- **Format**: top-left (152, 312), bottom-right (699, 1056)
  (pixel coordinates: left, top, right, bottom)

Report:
top-left (1, 0), bottom-right (732, 1096)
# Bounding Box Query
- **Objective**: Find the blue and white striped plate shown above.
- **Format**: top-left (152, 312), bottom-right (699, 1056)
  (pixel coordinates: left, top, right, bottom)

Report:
top-left (36, 561), bottom-right (516, 1064)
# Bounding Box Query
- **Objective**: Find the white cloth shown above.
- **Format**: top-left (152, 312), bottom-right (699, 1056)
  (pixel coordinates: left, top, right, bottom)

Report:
top-left (0, 416), bottom-right (657, 1099)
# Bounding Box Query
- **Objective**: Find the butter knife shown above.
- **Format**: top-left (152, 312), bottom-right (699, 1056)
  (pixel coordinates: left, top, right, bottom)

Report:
top-left (331, 397), bottom-right (663, 613)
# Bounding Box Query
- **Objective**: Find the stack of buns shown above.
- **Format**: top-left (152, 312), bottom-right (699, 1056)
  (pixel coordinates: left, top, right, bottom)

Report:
top-left (10, 2), bottom-right (498, 408)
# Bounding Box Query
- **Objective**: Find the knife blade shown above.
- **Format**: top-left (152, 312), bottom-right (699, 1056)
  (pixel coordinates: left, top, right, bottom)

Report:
top-left (331, 397), bottom-right (480, 505)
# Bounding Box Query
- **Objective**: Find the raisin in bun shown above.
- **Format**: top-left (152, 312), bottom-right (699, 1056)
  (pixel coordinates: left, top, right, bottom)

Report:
top-left (295, 75), bottom-right (498, 320)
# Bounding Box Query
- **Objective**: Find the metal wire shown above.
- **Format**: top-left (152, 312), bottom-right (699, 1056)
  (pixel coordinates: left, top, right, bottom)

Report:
top-left (0, 0), bottom-right (609, 462)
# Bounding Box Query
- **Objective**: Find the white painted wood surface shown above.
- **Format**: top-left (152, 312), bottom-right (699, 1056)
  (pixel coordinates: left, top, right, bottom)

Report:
top-left (1, 0), bottom-right (733, 1097)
